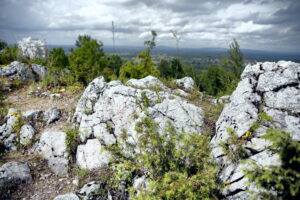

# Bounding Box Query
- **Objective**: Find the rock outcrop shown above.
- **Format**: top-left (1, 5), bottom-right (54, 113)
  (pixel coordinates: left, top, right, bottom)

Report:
top-left (73, 76), bottom-right (204, 170)
top-left (211, 61), bottom-right (300, 199)
top-left (18, 37), bottom-right (47, 59)
top-left (0, 61), bottom-right (48, 81)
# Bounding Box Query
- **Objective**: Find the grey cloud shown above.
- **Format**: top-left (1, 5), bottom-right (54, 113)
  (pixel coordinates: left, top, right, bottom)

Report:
top-left (0, 0), bottom-right (299, 51)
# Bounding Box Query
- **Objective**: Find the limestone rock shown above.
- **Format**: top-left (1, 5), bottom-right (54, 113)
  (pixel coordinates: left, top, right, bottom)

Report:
top-left (76, 139), bottom-right (110, 170)
top-left (20, 124), bottom-right (36, 145)
top-left (0, 162), bottom-right (32, 187)
top-left (73, 76), bottom-right (204, 170)
top-left (126, 75), bottom-right (166, 89)
top-left (22, 110), bottom-right (43, 121)
top-left (78, 181), bottom-right (106, 200)
top-left (0, 108), bottom-right (18, 151)
top-left (31, 63), bottom-right (48, 79)
top-left (43, 107), bottom-right (61, 125)
top-left (175, 77), bottom-right (194, 91)
top-left (0, 61), bottom-right (35, 80)
top-left (32, 131), bottom-right (68, 176)
top-left (53, 193), bottom-right (80, 200)
top-left (18, 37), bottom-right (47, 59)
top-left (0, 61), bottom-right (48, 81)
top-left (211, 61), bottom-right (300, 199)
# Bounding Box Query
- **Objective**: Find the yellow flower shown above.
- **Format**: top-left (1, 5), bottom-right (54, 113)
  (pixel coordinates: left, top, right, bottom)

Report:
top-left (59, 88), bottom-right (66, 93)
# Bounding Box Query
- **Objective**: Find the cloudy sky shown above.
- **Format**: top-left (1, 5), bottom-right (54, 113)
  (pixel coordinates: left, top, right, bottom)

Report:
top-left (0, 0), bottom-right (299, 52)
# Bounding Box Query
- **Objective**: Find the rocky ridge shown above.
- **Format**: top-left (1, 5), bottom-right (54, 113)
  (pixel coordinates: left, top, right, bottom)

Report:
top-left (211, 61), bottom-right (300, 199)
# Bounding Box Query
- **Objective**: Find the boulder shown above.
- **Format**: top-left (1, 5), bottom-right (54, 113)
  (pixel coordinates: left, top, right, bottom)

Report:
top-left (126, 75), bottom-right (166, 89)
top-left (0, 162), bottom-right (32, 187)
top-left (22, 110), bottom-right (43, 121)
top-left (76, 139), bottom-right (110, 170)
top-left (31, 63), bottom-right (48, 79)
top-left (43, 107), bottom-right (61, 125)
top-left (0, 61), bottom-right (48, 81)
top-left (175, 77), bottom-right (194, 91)
top-left (32, 131), bottom-right (68, 176)
top-left (77, 181), bottom-right (106, 200)
top-left (53, 193), bottom-right (80, 200)
top-left (17, 37), bottom-right (47, 59)
top-left (211, 61), bottom-right (300, 199)
top-left (20, 124), bottom-right (36, 145)
top-left (73, 76), bottom-right (204, 170)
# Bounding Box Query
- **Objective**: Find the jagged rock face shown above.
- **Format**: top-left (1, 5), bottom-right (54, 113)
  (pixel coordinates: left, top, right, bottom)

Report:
top-left (0, 162), bottom-right (32, 187)
top-left (32, 131), bottom-right (69, 176)
top-left (0, 61), bottom-right (48, 81)
top-left (175, 77), bottom-right (195, 91)
top-left (211, 61), bottom-right (300, 199)
top-left (18, 37), bottom-right (47, 59)
top-left (73, 76), bottom-right (204, 170)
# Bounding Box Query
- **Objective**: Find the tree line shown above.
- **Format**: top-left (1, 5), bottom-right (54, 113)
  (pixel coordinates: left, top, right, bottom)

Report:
top-left (0, 32), bottom-right (244, 96)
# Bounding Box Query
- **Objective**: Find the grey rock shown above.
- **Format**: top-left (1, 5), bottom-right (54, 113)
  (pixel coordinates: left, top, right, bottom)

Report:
top-left (53, 193), bottom-right (80, 200)
top-left (0, 61), bottom-right (48, 81)
top-left (0, 61), bottom-right (35, 80)
top-left (20, 124), bottom-right (36, 145)
top-left (126, 75), bottom-right (166, 89)
top-left (175, 77), bottom-right (194, 91)
top-left (0, 108), bottom-right (18, 151)
top-left (43, 107), bottom-right (61, 125)
top-left (22, 110), bottom-right (43, 121)
top-left (0, 162), bottom-right (32, 187)
top-left (211, 61), bottom-right (300, 199)
top-left (78, 181), bottom-right (106, 200)
top-left (50, 93), bottom-right (63, 100)
top-left (31, 63), bottom-right (48, 79)
top-left (32, 131), bottom-right (68, 175)
top-left (76, 139), bottom-right (110, 170)
top-left (132, 176), bottom-right (147, 195)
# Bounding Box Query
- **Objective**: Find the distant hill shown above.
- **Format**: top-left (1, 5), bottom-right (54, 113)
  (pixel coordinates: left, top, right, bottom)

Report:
top-left (48, 45), bottom-right (300, 63)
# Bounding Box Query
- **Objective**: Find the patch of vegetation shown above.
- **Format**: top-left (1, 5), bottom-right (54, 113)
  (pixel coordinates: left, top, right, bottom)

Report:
top-left (65, 127), bottom-right (79, 157)
top-left (11, 111), bottom-right (27, 150)
top-left (244, 129), bottom-right (300, 200)
top-left (106, 115), bottom-right (220, 199)
top-left (220, 128), bottom-right (248, 163)
top-left (0, 45), bottom-right (20, 65)
top-left (141, 92), bottom-right (150, 107)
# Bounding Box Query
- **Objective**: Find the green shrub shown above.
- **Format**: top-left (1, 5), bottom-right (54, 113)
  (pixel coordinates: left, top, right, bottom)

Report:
top-left (0, 45), bottom-right (19, 65)
top-left (244, 129), bottom-right (300, 199)
top-left (49, 48), bottom-right (69, 70)
top-left (141, 92), bottom-right (150, 107)
top-left (0, 39), bottom-right (7, 51)
top-left (69, 35), bottom-right (105, 85)
top-left (107, 116), bottom-right (219, 199)
top-left (65, 127), bottom-right (79, 156)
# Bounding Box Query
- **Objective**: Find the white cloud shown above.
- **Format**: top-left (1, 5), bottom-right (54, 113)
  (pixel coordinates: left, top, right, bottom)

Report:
top-left (0, 0), bottom-right (299, 51)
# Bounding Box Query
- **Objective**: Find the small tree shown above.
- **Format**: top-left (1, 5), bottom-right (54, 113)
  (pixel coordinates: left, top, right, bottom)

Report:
top-left (227, 39), bottom-right (244, 78)
top-left (69, 35), bottom-right (105, 85)
top-left (49, 48), bottom-right (69, 70)
top-left (119, 30), bottom-right (159, 80)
